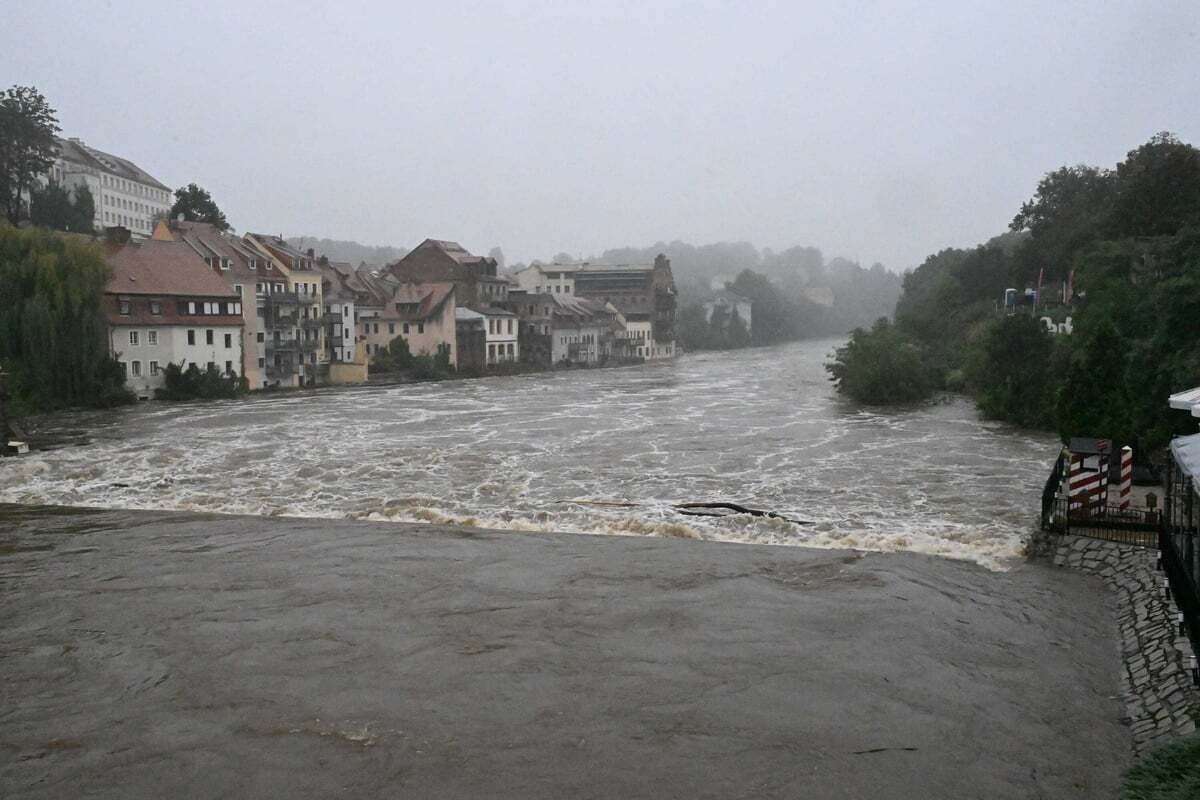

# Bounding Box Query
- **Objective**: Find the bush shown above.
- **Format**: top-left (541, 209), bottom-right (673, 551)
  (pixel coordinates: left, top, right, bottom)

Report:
top-left (154, 362), bottom-right (243, 401)
top-left (1121, 733), bottom-right (1200, 799)
top-left (825, 318), bottom-right (937, 404)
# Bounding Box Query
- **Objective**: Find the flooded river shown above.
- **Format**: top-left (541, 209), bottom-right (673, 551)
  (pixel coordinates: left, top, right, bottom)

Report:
top-left (0, 338), bottom-right (1057, 568)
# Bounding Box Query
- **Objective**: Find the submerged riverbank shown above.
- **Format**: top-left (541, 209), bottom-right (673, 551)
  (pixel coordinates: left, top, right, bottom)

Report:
top-left (0, 339), bottom-right (1059, 570)
top-left (0, 504), bottom-right (1128, 799)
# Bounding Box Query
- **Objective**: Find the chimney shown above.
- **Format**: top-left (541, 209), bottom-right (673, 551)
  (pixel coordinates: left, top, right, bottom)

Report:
top-left (104, 226), bottom-right (132, 245)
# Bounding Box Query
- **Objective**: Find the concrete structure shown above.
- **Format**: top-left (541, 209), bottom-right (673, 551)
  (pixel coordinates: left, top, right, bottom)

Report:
top-left (244, 234), bottom-right (326, 386)
top-left (47, 137), bottom-right (172, 235)
top-left (0, 506), bottom-right (1132, 799)
top-left (102, 230), bottom-right (243, 399)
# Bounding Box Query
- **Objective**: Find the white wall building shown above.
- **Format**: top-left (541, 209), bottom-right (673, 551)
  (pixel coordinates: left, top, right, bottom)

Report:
top-left (481, 308), bottom-right (519, 365)
top-left (513, 263), bottom-right (580, 296)
top-left (48, 138), bottom-right (172, 236)
top-left (103, 234), bottom-right (244, 399)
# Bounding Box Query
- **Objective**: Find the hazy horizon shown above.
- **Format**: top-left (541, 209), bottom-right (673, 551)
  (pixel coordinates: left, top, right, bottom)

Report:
top-left (4, 0), bottom-right (1198, 270)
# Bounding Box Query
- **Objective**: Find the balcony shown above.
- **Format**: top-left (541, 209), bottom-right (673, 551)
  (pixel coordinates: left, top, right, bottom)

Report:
top-left (300, 318), bottom-right (323, 330)
top-left (263, 291), bottom-right (301, 306)
top-left (271, 312), bottom-right (298, 328)
top-left (296, 337), bottom-right (319, 353)
top-left (330, 335), bottom-right (345, 347)
top-left (265, 338), bottom-right (298, 354)
top-left (322, 312), bottom-right (343, 324)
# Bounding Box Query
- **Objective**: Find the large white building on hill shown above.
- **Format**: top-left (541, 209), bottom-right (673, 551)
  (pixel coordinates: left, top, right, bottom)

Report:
top-left (47, 137), bottom-right (173, 236)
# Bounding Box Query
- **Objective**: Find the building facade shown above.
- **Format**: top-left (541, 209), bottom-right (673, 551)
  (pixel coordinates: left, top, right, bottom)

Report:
top-left (102, 231), bottom-right (243, 399)
top-left (244, 234), bottom-right (327, 386)
top-left (49, 138), bottom-right (172, 235)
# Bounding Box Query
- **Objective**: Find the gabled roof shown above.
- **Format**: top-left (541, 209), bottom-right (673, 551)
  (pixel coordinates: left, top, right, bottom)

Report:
top-left (55, 137), bottom-right (171, 191)
top-left (104, 238), bottom-right (238, 298)
top-left (391, 282), bottom-right (456, 321)
top-left (413, 238), bottom-right (493, 266)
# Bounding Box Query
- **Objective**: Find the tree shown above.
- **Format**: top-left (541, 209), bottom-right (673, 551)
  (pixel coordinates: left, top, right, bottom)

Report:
top-left (968, 315), bottom-right (1059, 429)
top-left (0, 225), bottom-right (133, 413)
top-left (1009, 164), bottom-right (1114, 282)
top-left (30, 180), bottom-right (94, 233)
top-left (1109, 131), bottom-right (1200, 238)
top-left (169, 183), bottom-right (230, 231)
top-left (825, 318), bottom-right (936, 405)
top-left (0, 85), bottom-right (61, 225)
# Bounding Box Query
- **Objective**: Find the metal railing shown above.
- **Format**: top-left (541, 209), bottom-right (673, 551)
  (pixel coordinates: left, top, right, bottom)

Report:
top-left (1044, 498), bottom-right (1161, 546)
top-left (1160, 527), bottom-right (1200, 652)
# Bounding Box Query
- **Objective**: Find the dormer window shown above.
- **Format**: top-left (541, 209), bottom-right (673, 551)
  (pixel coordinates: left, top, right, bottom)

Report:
top-left (119, 300), bottom-right (131, 315)
top-left (150, 301), bottom-right (162, 315)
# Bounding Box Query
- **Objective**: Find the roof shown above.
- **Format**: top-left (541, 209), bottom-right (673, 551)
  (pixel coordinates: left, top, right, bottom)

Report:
top-left (1170, 434), bottom-right (1200, 496)
top-left (171, 221), bottom-right (262, 282)
top-left (245, 233), bottom-right (318, 272)
top-left (1169, 387), bottom-right (1200, 418)
top-left (55, 138), bottom-right (170, 191)
top-left (104, 238), bottom-right (239, 298)
top-left (1068, 437), bottom-right (1112, 456)
top-left (418, 239), bottom-right (490, 266)
top-left (455, 308), bottom-right (484, 322)
top-left (391, 282), bottom-right (455, 321)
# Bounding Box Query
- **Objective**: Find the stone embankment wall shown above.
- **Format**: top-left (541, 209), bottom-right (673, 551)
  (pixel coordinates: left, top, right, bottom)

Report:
top-left (1032, 531), bottom-right (1199, 755)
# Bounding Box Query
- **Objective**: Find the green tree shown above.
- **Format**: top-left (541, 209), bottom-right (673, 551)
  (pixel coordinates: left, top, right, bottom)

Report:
top-left (0, 225), bottom-right (133, 414)
top-left (968, 315), bottom-right (1059, 428)
top-left (1109, 131), bottom-right (1200, 239)
top-left (0, 85), bottom-right (61, 225)
top-left (169, 183), bottom-right (230, 231)
top-left (369, 335), bottom-right (413, 373)
top-left (30, 180), bottom-right (94, 233)
top-left (825, 318), bottom-right (936, 405)
top-left (1009, 164), bottom-right (1114, 282)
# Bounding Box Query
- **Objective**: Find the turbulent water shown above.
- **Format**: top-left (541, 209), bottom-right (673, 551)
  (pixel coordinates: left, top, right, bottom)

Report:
top-left (0, 338), bottom-right (1057, 569)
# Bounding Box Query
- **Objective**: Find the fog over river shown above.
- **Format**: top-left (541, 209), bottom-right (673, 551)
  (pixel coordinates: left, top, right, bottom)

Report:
top-left (0, 339), bottom-right (1058, 569)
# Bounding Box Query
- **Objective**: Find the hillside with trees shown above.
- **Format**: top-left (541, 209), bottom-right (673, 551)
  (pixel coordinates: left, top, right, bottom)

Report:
top-left (287, 236), bottom-right (409, 267)
top-left (827, 132), bottom-right (1200, 453)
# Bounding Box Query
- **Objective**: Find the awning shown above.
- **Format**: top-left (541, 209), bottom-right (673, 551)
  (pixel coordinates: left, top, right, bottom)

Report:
top-left (1171, 433), bottom-right (1200, 497)
top-left (1168, 386), bottom-right (1200, 418)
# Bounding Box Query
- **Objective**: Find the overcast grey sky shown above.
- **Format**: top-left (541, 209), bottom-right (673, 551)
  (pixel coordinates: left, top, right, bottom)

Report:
top-left (4, 1), bottom-right (1198, 268)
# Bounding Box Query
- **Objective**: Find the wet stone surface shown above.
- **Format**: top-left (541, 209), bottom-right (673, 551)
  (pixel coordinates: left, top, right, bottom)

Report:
top-left (0, 505), bottom-right (1130, 799)
top-left (1045, 534), bottom-right (1199, 755)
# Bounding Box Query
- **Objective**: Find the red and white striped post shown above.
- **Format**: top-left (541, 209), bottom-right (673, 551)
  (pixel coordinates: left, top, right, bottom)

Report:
top-left (1068, 453), bottom-right (1102, 515)
top-left (1118, 446), bottom-right (1133, 510)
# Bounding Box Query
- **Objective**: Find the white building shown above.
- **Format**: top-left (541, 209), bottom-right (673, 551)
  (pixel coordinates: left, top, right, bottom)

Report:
top-left (104, 232), bottom-right (244, 399)
top-left (480, 307), bottom-right (519, 365)
top-left (513, 263), bottom-right (581, 296)
top-left (48, 138), bottom-right (172, 236)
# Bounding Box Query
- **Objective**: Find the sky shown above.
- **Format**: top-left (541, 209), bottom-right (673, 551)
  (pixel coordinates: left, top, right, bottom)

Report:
top-left (4, 0), bottom-right (1199, 270)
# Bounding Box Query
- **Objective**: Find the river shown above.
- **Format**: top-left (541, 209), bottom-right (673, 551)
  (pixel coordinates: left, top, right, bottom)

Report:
top-left (0, 338), bottom-right (1058, 569)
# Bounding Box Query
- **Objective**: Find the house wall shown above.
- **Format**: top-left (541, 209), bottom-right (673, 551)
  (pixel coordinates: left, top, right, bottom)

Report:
top-left (110, 324), bottom-right (243, 399)
top-left (484, 315), bottom-right (519, 365)
top-left (400, 298), bottom-right (458, 367)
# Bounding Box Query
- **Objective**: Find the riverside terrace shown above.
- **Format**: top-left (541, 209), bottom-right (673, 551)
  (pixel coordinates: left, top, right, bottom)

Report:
top-left (1, 505), bottom-right (1129, 799)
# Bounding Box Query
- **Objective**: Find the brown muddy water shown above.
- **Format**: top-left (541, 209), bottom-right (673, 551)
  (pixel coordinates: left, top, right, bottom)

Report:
top-left (0, 338), bottom-right (1058, 568)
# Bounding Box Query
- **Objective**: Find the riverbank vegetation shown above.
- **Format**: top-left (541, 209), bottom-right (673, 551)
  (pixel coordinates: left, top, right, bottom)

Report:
top-left (1121, 733), bottom-right (1200, 799)
top-left (154, 362), bottom-right (246, 401)
top-left (827, 132), bottom-right (1200, 453)
top-left (0, 225), bottom-right (133, 415)
top-left (369, 335), bottom-right (454, 381)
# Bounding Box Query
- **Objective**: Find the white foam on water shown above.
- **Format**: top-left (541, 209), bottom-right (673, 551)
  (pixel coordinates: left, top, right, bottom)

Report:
top-left (0, 339), bottom-right (1059, 571)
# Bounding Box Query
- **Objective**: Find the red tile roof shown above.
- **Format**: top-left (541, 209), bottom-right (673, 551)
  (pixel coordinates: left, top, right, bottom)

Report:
top-left (104, 238), bottom-right (239, 298)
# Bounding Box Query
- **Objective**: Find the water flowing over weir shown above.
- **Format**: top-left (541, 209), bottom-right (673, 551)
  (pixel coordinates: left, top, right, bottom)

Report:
top-left (0, 338), bottom-right (1057, 569)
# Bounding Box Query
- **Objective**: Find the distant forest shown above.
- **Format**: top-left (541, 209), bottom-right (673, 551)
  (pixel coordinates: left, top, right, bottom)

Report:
top-left (286, 236), bottom-right (409, 267)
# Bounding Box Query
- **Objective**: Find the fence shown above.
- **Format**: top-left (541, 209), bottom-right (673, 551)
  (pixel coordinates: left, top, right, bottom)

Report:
top-left (1160, 527), bottom-right (1200, 653)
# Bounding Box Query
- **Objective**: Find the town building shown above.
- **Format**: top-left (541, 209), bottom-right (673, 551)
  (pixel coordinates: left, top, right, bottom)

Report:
top-left (386, 239), bottom-right (506, 306)
top-left (152, 219), bottom-right (301, 388)
top-left (480, 307), bottom-right (519, 366)
top-left (244, 234), bottom-right (327, 386)
top-left (102, 228), bottom-right (243, 399)
top-left (549, 296), bottom-right (619, 365)
top-left (513, 263), bottom-right (579, 296)
top-left (47, 138), bottom-right (172, 235)
top-left (570, 254), bottom-right (677, 360)
top-left (358, 282), bottom-right (459, 367)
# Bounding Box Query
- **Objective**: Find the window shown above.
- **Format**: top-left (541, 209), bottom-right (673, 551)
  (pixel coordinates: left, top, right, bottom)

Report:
top-left (564, 286), bottom-right (571, 293)
top-left (224, 333), bottom-right (232, 348)
top-left (343, 306), bottom-right (349, 316)
top-left (129, 331), bottom-right (139, 346)
top-left (119, 300), bottom-right (131, 315)
top-left (417, 323), bottom-right (424, 334)
top-left (258, 358), bottom-right (265, 368)
top-left (488, 343), bottom-right (496, 362)
top-left (130, 360), bottom-right (141, 377)
top-left (206, 330), bottom-right (214, 345)
top-left (207, 362), bottom-right (215, 371)
top-left (234, 285), bottom-right (243, 296)
top-left (274, 283), bottom-right (283, 292)
top-left (188, 301), bottom-right (197, 314)
top-left (402, 323), bottom-right (410, 334)
top-left (150, 301), bottom-right (161, 315)
top-left (390, 322), bottom-right (397, 335)
top-left (373, 323), bottom-right (379, 334)
top-left (225, 360), bottom-right (233, 374)
top-left (507, 319), bottom-right (513, 334)
top-left (147, 330), bottom-right (158, 346)
top-left (555, 285), bottom-right (561, 293)
top-left (187, 330), bottom-right (196, 345)
top-left (257, 332), bottom-right (264, 343)
top-left (149, 361), bottom-right (160, 376)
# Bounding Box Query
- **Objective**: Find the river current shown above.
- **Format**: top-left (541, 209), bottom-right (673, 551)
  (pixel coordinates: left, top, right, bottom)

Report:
top-left (0, 338), bottom-right (1057, 569)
